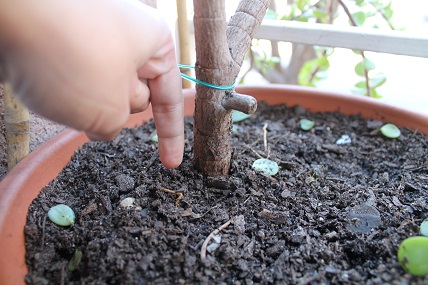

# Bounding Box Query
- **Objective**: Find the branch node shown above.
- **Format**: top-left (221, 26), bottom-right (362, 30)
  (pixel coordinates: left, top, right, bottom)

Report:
top-left (221, 91), bottom-right (257, 114)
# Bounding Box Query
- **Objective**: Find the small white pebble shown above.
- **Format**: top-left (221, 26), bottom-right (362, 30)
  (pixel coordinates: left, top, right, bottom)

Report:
top-left (336, 134), bottom-right (352, 145)
top-left (119, 197), bottom-right (136, 208)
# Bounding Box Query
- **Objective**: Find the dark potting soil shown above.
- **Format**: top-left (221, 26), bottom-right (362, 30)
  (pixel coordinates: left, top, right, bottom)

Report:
top-left (25, 102), bottom-right (428, 285)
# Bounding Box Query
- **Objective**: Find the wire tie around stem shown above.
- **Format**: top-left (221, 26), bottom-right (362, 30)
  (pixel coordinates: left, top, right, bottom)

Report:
top-left (178, 64), bottom-right (235, 91)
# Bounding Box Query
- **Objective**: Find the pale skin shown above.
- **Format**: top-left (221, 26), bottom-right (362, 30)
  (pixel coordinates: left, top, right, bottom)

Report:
top-left (0, 0), bottom-right (184, 168)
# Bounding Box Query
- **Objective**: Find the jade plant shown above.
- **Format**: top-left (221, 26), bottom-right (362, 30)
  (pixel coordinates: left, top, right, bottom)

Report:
top-left (192, 0), bottom-right (269, 176)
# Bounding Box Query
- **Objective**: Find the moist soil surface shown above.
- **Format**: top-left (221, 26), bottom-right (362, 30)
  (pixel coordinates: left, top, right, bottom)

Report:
top-left (25, 102), bottom-right (428, 284)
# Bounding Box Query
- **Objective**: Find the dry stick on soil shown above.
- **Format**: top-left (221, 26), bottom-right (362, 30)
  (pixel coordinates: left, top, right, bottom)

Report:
top-left (200, 219), bottom-right (232, 261)
top-left (161, 187), bottom-right (183, 206)
top-left (263, 123), bottom-right (268, 153)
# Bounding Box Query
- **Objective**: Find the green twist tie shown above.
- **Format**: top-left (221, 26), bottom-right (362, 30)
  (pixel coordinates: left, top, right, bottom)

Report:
top-left (178, 64), bottom-right (235, 91)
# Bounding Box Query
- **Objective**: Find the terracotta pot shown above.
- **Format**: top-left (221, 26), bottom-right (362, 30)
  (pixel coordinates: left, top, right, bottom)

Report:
top-left (0, 85), bottom-right (427, 284)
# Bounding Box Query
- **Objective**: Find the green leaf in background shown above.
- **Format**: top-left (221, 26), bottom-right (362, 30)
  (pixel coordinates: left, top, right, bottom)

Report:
top-left (313, 9), bottom-right (328, 22)
top-left (370, 88), bottom-right (382, 98)
top-left (48, 204), bottom-right (75, 226)
top-left (298, 55), bottom-right (330, 86)
top-left (232, 110), bottom-right (251, 123)
top-left (383, 3), bottom-right (394, 19)
top-left (370, 72), bottom-right (387, 88)
top-left (380, 123), bottom-right (401, 138)
top-left (362, 58), bottom-right (376, 70)
top-left (355, 0), bottom-right (366, 6)
top-left (296, 0), bottom-right (309, 11)
top-left (352, 11), bottom-right (367, 26)
top-left (355, 81), bottom-right (367, 89)
top-left (355, 61), bottom-right (366, 76)
top-left (397, 236), bottom-right (428, 276)
top-left (355, 58), bottom-right (376, 76)
top-left (299, 119), bottom-right (315, 131)
top-left (252, 158), bottom-right (279, 176)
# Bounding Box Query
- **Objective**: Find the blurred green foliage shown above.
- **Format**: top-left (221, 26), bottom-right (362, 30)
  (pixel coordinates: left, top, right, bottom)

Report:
top-left (251, 0), bottom-right (399, 97)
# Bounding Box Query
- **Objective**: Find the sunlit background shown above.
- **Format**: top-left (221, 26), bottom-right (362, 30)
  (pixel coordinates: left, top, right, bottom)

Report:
top-left (157, 0), bottom-right (428, 114)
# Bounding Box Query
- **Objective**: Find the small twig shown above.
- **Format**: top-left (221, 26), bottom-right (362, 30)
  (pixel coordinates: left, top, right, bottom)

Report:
top-left (368, 2), bottom-right (395, 30)
top-left (263, 123), bottom-right (268, 153)
top-left (221, 91), bottom-right (257, 114)
top-left (243, 144), bottom-right (264, 159)
top-left (200, 219), bottom-right (232, 261)
top-left (191, 204), bottom-right (219, 220)
top-left (243, 195), bottom-right (251, 205)
top-left (161, 187), bottom-right (183, 206)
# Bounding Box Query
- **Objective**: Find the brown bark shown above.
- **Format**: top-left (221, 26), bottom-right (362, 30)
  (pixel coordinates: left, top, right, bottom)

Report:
top-left (3, 82), bottom-right (29, 170)
top-left (193, 0), bottom-right (270, 176)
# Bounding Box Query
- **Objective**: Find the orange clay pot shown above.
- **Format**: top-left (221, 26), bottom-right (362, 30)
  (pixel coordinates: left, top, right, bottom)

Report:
top-left (1, 85), bottom-right (427, 284)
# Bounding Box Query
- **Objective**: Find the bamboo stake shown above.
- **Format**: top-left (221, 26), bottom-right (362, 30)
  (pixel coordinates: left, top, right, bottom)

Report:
top-left (176, 0), bottom-right (191, 89)
top-left (3, 83), bottom-right (29, 170)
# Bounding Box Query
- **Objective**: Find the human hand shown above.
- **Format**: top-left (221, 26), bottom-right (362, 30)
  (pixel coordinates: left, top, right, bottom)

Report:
top-left (0, 0), bottom-right (184, 168)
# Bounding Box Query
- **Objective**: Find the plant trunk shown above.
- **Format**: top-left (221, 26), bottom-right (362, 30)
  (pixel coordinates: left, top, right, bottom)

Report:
top-left (193, 0), bottom-right (270, 176)
top-left (3, 82), bottom-right (29, 170)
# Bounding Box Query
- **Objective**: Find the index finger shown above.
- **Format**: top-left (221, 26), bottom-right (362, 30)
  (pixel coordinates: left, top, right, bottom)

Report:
top-left (148, 63), bottom-right (184, 169)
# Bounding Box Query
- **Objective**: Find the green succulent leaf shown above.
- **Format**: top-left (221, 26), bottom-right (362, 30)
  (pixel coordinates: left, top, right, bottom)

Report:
top-left (48, 204), bottom-right (75, 226)
top-left (252, 158), bottom-right (279, 176)
top-left (232, 110), bottom-right (251, 123)
top-left (299, 119), bottom-right (315, 131)
top-left (380, 123), bottom-right (401, 138)
top-left (397, 236), bottom-right (428, 276)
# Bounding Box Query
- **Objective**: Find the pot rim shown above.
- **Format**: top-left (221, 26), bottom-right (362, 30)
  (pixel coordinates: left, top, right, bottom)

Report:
top-left (0, 84), bottom-right (427, 284)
